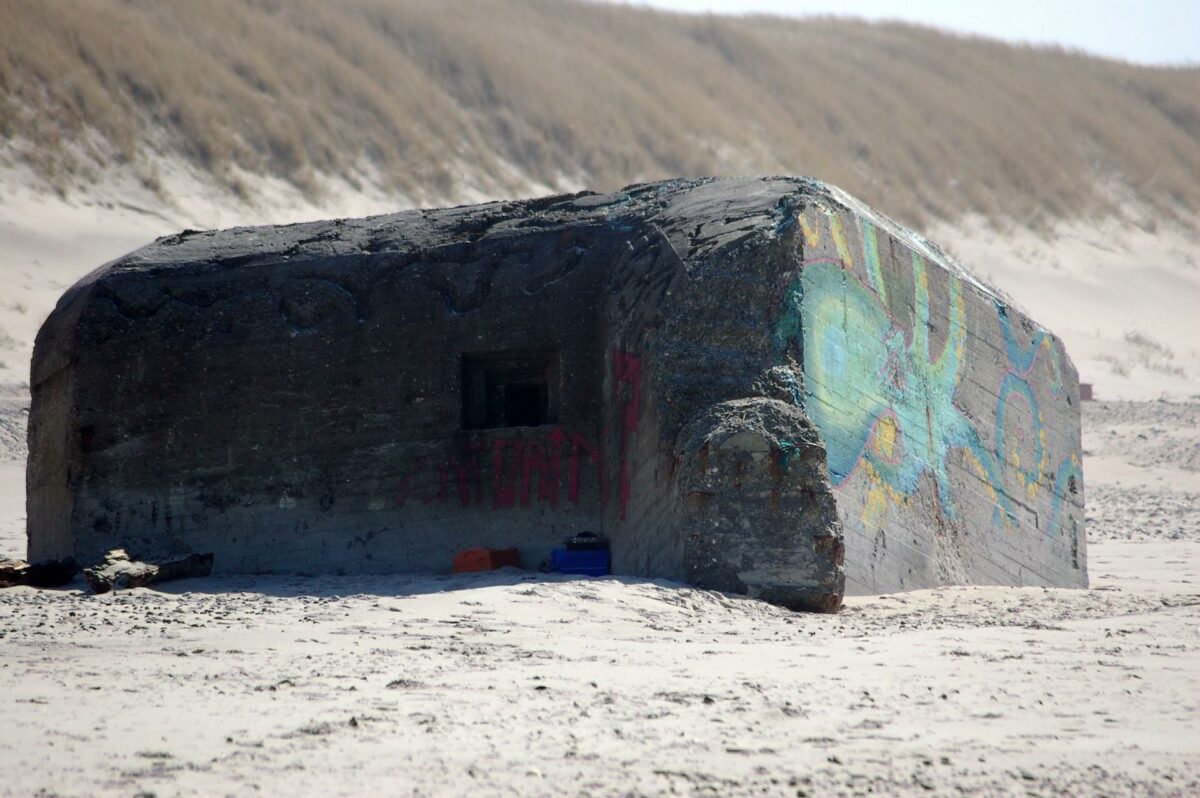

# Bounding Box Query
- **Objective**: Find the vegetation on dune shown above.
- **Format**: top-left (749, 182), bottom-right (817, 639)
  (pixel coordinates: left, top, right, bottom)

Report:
top-left (0, 0), bottom-right (1197, 228)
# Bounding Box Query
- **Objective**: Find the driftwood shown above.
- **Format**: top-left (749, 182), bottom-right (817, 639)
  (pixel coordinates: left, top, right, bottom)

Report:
top-left (0, 557), bottom-right (79, 588)
top-left (83, 549), bottom-right (214, 594)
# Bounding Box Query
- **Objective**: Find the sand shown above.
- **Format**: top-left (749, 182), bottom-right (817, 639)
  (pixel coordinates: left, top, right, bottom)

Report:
top-left (1, 166), bottom-right (1198, 795)
top-left (0, 540), bottom-right (1195, 797)
top-left (931, 214), bottom-right (1200, 402)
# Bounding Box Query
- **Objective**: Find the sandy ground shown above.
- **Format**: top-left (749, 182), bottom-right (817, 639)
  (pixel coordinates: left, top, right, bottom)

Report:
top-left (1, 170), bottom-right (1198, 795)
top-left (0, 541), bottom-right (1196, 798)
top-left (0, 396), bottom-right (1197, 796)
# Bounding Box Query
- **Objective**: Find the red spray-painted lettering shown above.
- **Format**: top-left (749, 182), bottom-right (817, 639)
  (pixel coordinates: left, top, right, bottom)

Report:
top-left (395, 349), bottom-right (642, 518)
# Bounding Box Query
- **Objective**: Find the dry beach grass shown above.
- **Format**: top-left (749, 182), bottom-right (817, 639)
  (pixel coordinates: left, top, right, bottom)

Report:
top-left (1, 0), bottom-right (1198, 229)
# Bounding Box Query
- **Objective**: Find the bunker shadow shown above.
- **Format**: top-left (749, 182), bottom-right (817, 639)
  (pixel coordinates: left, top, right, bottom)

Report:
top-left (118, 568), bottom-right (696, 600)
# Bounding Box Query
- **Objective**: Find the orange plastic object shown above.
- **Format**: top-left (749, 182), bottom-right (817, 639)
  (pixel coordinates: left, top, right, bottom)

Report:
top-left (452, 547), bottom-right (523, 573)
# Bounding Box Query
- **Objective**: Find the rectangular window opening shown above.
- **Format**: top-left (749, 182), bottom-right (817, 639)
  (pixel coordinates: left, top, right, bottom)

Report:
top-left (462, 349), bottom-right (559, 430)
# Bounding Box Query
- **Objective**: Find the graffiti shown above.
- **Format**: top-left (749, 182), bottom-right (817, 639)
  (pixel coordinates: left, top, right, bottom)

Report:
top-left (995, 373), bottom-right (1048, 499)
top-left (394, 348), bottom-right (642, 518)
top-left (998, 304), bottom-right (1065, 397)
top-left (776, 210), bottom-right (1080, 538)
top-left (781, 251), bottom-right (1005, 523)
top-left (395, 428), bottom-right (605, 511)
top-left (995, 319), bottom-right (1081, 540)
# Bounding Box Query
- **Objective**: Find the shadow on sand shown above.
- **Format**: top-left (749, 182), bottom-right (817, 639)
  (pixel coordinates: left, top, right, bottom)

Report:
top-left (37, 567), bottom-right (698, 601)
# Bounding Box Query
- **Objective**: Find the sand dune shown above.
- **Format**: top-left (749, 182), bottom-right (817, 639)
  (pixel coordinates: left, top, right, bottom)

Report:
top-left (2, 0), bottom-right (1198, 230)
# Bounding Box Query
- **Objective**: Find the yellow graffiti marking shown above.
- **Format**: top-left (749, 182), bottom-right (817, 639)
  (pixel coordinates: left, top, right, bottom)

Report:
top-left (874, 415), bottom-right (898, 459)
top-left (831, 215), bottom-right (853, 268)
top-left (962, 448), bottom-right (1013, 531)
top-left (859, 460), bottom-right (908, 528)
top-left (798, 214), bottom-right (821, 248)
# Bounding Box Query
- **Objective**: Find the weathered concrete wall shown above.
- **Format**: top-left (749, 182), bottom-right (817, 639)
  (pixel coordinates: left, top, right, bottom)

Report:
top-left (27, 176), bottom-right (1083, 609)
top-left (774, 193), bottom-right (1086, 592)
top-left (626, 180), bottom-right (846, 609)
top-left (30, 206), bottom-right (621, 574)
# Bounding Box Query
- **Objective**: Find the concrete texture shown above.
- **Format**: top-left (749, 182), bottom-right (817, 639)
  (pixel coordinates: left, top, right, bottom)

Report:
top-left (777, 190), bottom-right (1086, 593)
top-left (26, 177), bottom-right (1085, 610)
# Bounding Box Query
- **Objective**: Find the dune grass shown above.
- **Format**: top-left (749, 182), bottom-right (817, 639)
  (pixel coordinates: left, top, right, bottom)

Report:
top-left (0, 0), bottom-right (1196, 228)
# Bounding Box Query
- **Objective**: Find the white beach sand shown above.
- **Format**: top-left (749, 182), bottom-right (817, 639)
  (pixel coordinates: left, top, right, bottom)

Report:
top-left (0, 538), bottom-right (1195, 797)
top-left (0, 170), bottom-right (1197, 796)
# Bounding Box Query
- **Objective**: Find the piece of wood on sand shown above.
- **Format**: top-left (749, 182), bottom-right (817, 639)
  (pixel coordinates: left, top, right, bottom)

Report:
top-left (83, 549), bottom-right (214, 594)
top-left (0, 557), bottom-right (80, 588)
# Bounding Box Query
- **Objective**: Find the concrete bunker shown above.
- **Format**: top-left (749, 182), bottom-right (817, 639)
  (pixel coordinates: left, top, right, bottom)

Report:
top-left (27, 177), bottom-right (1087, 610)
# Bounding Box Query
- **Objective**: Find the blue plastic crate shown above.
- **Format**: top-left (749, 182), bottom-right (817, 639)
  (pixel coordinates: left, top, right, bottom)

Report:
top-left (549, 547), bottom-right (610, 576)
